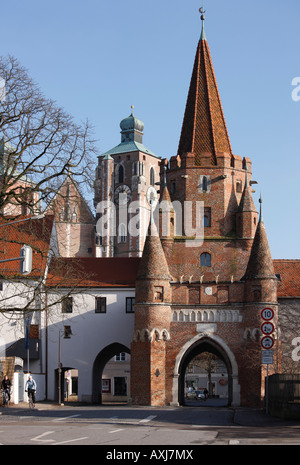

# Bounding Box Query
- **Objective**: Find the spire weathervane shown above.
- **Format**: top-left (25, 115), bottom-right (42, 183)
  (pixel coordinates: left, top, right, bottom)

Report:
top-left (199, 6), bottom-right (207, 40)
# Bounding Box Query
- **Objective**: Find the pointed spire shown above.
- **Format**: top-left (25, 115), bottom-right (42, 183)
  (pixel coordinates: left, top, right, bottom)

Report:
top-left (159, 165), bottom-right (172, 203)
top-left (177, 9), bottom-right (232, 165)
top-left (238, 162), bottom-right (256, 213)
top-left (242, 199), bottom-right (276, 281)
top-left (137, 208), bottom-right (171, 281)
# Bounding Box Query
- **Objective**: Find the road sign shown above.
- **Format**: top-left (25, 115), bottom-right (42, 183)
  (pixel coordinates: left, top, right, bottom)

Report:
top-left (261, 321), bottom-right (274, 335)
top-left (262, 350), bottom-right (273, 364)
top-left (261, 308), bottom-right (274, 321)
top-left (261, 336), bottom-right (274, 349)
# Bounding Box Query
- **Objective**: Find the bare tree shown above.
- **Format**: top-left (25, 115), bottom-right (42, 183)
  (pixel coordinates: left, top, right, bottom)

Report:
top-left (0, 55), bottom-right (97, 216)
top-left (0, 55), bottom-right (97, 325)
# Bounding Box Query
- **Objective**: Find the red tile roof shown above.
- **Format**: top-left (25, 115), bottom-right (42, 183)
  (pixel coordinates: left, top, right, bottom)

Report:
top-left (273, 260), bottom-right (300, 298)
top-left (46, 257), bottom-right (141, 288)
top-left (0, 215), bottom-right (54, 278)
top-left (177, 37), bottom-right (232, 165)
top-left (45, 256), bottom-right (300, 297)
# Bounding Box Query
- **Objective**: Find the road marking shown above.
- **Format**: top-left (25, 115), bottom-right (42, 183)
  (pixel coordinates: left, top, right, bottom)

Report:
top-left (52, 437), bottom-right (88, 445)
top-left (139, 415), bottom-right (157, 423)
top-left (229, 439), bottom-right (240, 445)
top-left (52, 414), bottom-right (81, 421)
top-left (109, 429), bottom-right (124, 434)
top-left (31, 431), bottom-right (55, 443)
top-left (109, 416), bottom-right (119, 419)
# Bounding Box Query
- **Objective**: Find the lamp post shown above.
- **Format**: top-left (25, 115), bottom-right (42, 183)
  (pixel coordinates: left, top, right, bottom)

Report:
top-left (58, 330), bottom-right (63, 406)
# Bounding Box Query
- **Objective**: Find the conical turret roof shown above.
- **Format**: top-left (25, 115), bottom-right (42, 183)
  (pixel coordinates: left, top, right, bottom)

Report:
top-left (243, 198), bottom-right (276, 280)
top-left (137, 211), bottom-right (171, 281)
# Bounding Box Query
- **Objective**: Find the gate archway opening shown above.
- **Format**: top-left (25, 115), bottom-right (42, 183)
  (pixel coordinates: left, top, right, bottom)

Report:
top-left (176, 336), bottom-right (238, 407)
top-left (92, 343), bottom-right (130, 404)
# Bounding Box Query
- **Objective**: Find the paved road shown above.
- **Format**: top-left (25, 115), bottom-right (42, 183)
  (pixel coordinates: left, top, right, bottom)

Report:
top-left (0, 400), bottom-right (299, 448)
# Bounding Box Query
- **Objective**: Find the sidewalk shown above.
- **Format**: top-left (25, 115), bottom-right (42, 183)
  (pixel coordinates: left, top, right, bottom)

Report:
top-left (232, 407), bottom-right (300, 427)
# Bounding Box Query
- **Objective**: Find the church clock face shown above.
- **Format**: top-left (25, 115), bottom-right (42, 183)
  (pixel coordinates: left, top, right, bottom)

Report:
top-left (114, 185), bottom-right (132, 205)
top-left (146, 186), bottom-right (158, 207)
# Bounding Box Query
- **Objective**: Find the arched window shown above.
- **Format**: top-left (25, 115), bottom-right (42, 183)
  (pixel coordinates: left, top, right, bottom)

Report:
top-left (118, 165), bottom-right (124, 184)
top-left (150, 167), bottom-right (155, 186)
top-left (200, 252), bottom-right (211, 267)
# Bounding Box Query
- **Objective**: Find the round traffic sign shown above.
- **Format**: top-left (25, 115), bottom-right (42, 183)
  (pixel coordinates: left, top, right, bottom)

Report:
top-left (261, 308), bottom-right (274, 321)
top-left (261, 322), bottom-right (274, 335)
top-left (261, 336), bottom-right (274, 349)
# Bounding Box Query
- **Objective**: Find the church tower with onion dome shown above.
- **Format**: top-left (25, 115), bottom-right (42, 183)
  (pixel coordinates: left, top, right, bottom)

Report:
top-left (94, 107), bottom-right (161, 257)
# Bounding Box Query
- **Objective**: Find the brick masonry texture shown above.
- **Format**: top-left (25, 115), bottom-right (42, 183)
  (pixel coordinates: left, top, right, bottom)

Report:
top-left (130, 32), bottom-right (280, 408)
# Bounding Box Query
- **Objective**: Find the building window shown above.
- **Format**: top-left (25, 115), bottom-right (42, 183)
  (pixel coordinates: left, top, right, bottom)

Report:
top-left (133, 162), bottom-right (138, 175)
top-left (200, 252), bottom-right (211, 267)
top-left (199, 175), bottom-right (211, 193)
top-left (114, 377), bottom-right (127, 396)
top-left (154, 286), bottom-right (164, 302)
top-left (236, 180), bottom-right (243, 193)
top-left (64, 325), bottom-right (72, 338)
top-left (115, 352), bottom-right (126, 362)
top-left (150, 167), bottom-right (155, 186)
top-left (95, 297), bottom-right (107, 313)
top-left (126, 297), bottom-right (135, 313)
top-left (204, 207), bottom-right (211, 227)
top-left (62, 297), bottom-right (73, 313)
top-left (118, 164), bottom-right (124, 183)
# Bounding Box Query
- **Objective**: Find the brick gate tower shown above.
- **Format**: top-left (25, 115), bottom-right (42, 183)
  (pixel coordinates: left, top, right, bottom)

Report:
top-left (130, 11), bottom-right (279, 407)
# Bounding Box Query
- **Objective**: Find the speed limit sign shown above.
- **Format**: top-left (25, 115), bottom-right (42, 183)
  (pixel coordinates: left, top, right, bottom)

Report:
top-left (261, 308), bottom-right (274, 321)
top-left (261, 336), bottom-right (274, 349)
top-left (261, 322), bottom-right (274, 335)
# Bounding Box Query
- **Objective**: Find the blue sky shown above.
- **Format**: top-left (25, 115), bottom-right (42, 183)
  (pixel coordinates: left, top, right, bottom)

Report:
top-left (1, 0), bottom-right (299, 259)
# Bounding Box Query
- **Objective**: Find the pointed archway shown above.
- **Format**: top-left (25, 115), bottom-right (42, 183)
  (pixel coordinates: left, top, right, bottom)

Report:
top-left (173, 334), bottom-right (240, 407)
top-left (92, 343), bottom-right (130, 404)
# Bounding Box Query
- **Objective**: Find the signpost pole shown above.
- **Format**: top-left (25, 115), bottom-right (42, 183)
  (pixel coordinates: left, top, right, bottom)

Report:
top-left (261, 308), bottom-right (275, 415)
top-left (266, 363), bottom-right (269, 415)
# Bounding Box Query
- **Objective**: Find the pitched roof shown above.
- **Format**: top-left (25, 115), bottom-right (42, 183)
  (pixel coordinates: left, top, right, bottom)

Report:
top-left (46, 257), bottom-right (141, 288)
top-left (177, 29), bottom-right (232, 165)
top-left (273, 260), bottom-right (300, 298)
top-left (0, 215), bottom-right (54, 278)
